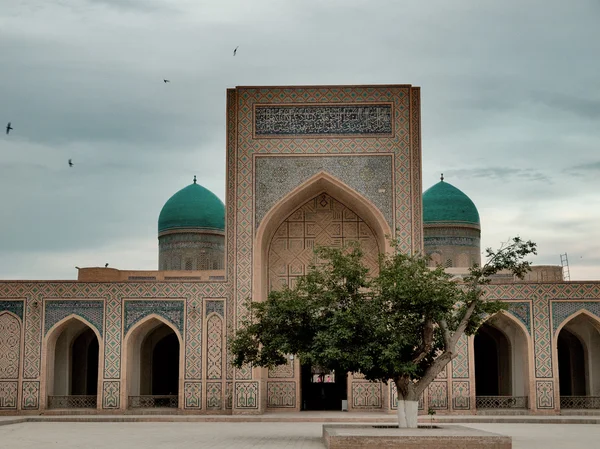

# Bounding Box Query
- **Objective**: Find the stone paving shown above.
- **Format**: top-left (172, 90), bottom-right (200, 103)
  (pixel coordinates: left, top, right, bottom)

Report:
top-left (0, 421), bottom-right (600, 449)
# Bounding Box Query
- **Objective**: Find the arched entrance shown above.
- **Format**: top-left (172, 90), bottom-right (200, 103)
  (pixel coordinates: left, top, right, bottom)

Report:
top-left (125, 317), bottom-right (181, 409)
top-left (474, 313), bottom-right (530, 410)
top-left (557, 312), bottom-right (600, 410)
top-left (45, 317), bottom-right (100, 409)
top-left (267, 192), bottom-right (380, 410)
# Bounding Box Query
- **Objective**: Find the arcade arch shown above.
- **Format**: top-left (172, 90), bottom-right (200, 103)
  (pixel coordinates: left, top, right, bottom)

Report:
top-left (124, 316), bottom-right (181, 409)
top-left (556, 312), bottom-right (600, 409)
top-left (474, 312), bottom-right (531, 410)
top-left (45, 316), bottom-right (100, 409)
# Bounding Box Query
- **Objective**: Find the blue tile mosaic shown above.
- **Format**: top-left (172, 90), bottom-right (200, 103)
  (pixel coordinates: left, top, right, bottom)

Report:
top-left (255, 155), bottom-right (393, 228)
top-left (0, 300), bottom-right (24, 320)
top-left (44, 300), bottom-right (104, 336)
top-left (124, 300), bottom-right (184, 334)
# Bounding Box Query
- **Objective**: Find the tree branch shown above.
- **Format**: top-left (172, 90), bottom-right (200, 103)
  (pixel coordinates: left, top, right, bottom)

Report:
top-left (451, 296), bottom-right (479, 347)
top-left (439, 319), bottom-right (452, 351)
top-left (414, 351), bottom-right (453, 396)
top-left (412, 317), bottom-right (434, 364)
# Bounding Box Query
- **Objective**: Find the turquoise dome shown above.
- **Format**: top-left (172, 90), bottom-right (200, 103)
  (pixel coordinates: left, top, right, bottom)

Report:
top-left (423, 179), bottom-right (480, 226)
top-left (158, 178), bottom-right (225, 234)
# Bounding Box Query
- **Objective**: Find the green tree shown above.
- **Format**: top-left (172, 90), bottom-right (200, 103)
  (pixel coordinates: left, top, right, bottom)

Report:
top-left (231, 237), bottom-right (536, 427)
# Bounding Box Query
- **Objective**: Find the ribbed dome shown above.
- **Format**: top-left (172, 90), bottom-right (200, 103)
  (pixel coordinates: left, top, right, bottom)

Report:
top-left (423, 179), bottom-right (480, 226)
top-left (158, 178), bottom-right (225, 234)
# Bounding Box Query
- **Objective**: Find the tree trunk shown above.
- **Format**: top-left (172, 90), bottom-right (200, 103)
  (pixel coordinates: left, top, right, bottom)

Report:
top-left (394, 377), bottom-right (418, 428)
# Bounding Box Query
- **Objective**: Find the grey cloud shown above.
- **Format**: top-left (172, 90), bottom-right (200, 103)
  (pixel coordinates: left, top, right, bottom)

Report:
top-left (529, 91), bottom-right (600, 120)
top-left (443, 167), bottom-right (551, 183)
top-left (1, 0), bottom-right (600, 279)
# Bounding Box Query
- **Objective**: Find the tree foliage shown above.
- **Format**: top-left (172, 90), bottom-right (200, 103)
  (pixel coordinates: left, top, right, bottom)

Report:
top-left (231, 237), bottom-right (537, 400)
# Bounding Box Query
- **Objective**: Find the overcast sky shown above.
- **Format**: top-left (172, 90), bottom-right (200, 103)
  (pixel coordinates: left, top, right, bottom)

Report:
top-left (1, 0), bottom-right (599, 280)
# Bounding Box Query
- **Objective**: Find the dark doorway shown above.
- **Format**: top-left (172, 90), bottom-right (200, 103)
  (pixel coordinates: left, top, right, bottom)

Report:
top-left (474, 324), bottom-right (511, 396)
top-left (301, 364), bottom-right (347, 411)
top-left (558, 329), bottom-right (586, 396)
top-left (152, 332), bottom-right (179, 395)
top-left (71, 328), bottom-right (99, 395)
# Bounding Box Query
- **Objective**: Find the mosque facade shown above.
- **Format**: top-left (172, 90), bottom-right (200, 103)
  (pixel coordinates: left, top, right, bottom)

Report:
top-left (1, 84), bottom-right (599, 416)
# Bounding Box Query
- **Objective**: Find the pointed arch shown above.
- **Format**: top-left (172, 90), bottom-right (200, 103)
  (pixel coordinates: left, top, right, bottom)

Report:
top-left (45, 313), bottom-right (102, 344)
top-left (554, 309), bottom-right (600, 337)
top-left (254, 171), bottom-right (392, 302)
top-left (553, 309), bottom-right (600, 402)
top-left (122, 314), bottom-right (183, 410)
top-left (42, 314), bottom-right (102, 409)
top-left (474, 310), bottom-right (533, 410)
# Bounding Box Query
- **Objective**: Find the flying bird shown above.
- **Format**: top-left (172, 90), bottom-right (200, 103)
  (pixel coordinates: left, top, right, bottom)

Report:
top-left (6, 122), bottom-right (13, 135)
top-left (105, 263), bottom-right (109, 268)
top-left (233, 46), bottom-right (239, 56)
top-left (68, 159), bottom-right (73, 167)
top-left (163, 79), bottom-right (170, 83)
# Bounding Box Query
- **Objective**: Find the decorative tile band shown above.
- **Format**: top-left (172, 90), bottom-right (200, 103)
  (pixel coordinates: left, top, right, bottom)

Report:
top-left (254, 104), bottom-right (393, 137)
top-left (44, 300), bottom-right (104, 336)
top-left (124, 300), bottom-right (184, 334)
top-left (0, 300), bottom-right (24, 320)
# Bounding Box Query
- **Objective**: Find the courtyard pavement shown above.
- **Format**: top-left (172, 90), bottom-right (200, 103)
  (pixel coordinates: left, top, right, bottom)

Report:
top-left (1, 421), bottom-right (600, 449)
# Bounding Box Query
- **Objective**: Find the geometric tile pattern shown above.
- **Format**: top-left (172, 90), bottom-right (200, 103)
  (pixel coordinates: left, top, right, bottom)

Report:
top-left (206, 314), bottom-right (223, 380)
top-left (44, 300), bottom-right (104, 336)
top-left (23, 296), bottom-right (42, 380)
top-left (0, 301), bottom-right (24, 320)
top-left (103, 293), bottom-right (122, 379)
top-left (0, 381), bottom-right (18, 409)
top-left (124, 300), bottom-right (184, 334)
top-left (427, 381), bottom-right (448, 410)
top-left (102, 381), bottom-right (120, 409)
top-left (533, 296), bottom-right (553, 378)
top-left (255, 155), bottom-right (394, 228)
top-left (536, 380), bottom-right (554, 409)
top-left (21, 380), bottom-right (39, 410)
top-left (506, 301), bottom-right (531, 334)
top-left (452, 381), bottom-right (470, 410)
top-left (184, 381), bottom-right (202, 409)
top-left (352, 382), bottom-right (382, 408)
top-left (267, 381), bottom-right (296, 408)
top-left (552, 301), bottom-right (600, 333)
top-left (268, 193), bottom-right (380, 291)
top-left (206, 382), bottom-right (222, 410)
top-left (185, 297), bottom-right (202, 380)
top-left (235, 381), bottom-right (258, 409)
top-left (452, 334), bottom-right (469, 379)
top-left (0, 313), bottom-right (20, 379)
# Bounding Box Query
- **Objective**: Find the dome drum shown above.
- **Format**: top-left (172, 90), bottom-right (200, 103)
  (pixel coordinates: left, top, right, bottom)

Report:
top-left (158, 178), bottom-right (226, 272)
top-left (423, 178), bottom-right (481, 269)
